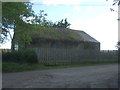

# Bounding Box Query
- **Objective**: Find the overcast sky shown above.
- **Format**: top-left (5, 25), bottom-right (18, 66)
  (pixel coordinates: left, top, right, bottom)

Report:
top-left (0, 0), bottom-right (118, 50)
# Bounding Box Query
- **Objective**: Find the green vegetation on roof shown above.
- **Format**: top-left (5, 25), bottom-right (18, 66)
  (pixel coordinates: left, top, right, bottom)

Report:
top-left (31, 26), bottom-right (84, 41)
top-left (15, 25), bottom-right (84, 49)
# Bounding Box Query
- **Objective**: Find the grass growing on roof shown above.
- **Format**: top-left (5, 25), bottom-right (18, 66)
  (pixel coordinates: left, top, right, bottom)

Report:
top-left (31, 26), bottom-right (84, 41)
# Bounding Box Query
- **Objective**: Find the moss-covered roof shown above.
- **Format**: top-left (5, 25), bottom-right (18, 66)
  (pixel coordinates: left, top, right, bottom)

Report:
top-left (30, 27), bottom-right (99, 43)
top-left (31, 27), bottom-right (84, 41)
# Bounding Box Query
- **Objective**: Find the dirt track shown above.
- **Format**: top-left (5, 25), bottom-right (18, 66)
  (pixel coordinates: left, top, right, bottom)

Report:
top-left (2, 64), bottom-right (118, 88)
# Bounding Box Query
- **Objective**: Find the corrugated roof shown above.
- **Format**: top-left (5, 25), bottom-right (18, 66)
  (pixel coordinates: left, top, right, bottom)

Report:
top-left (72, 30), bottom-right (99, 43)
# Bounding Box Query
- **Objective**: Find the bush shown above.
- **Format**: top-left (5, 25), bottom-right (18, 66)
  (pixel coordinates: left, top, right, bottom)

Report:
top-left (2, 49), bottom-right (38, 64)
top-left (2, 52), bottom-right (18, 62)
top-left (20, 49), bottom-right (38, 63)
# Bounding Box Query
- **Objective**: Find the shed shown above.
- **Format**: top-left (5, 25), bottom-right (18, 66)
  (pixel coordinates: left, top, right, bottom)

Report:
top-left (27, 27), bottom-right (100, 51)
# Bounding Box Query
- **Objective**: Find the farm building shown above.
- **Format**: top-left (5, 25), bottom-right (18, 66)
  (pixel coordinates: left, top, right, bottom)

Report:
top-left (11, 27), bottom-right (118, 65)
top-left (27, 27), bottom-right (100, 51)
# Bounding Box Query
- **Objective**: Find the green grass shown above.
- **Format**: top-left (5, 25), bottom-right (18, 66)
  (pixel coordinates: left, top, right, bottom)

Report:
top-left (31, 27), bottom-right (84, 41)
top-left (2, 61), bottom-right (118, 73)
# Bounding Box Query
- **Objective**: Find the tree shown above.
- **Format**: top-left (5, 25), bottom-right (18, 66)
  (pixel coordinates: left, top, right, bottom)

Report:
top-left (1, 2), bottom-right (71, 50)
top-left (107, 0), bottom-right (120, 13)
top-left (106, 0), bottom-right (120, 45)
top-left (31, 11), bottom-right (71, 28)
top-left (31, 10), bottom-right (56, 27)
top-left (109, 0), bottom-right (120, 63)
top-left (53, 18), bottom-right (71, 28)
top-left (106, 0), bottom-right (120, 5)
top-left (1, 2), bottom-right (34, 50)
top-left (112, 0), bottom-right (120, 6)
top-left (31, 10), bottom-right (47, 25)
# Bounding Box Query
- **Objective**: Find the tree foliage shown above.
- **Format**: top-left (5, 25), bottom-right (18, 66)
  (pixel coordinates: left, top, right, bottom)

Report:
top-left (2, 2), bottom-right (33, 28)
top-left (112, 0), bottom-right (120, 6)
top-left (106, 0), bottom-right (120, 6)
top-left (53, 18), bottom-right (71, 28)
top-left (107, 0), bottom-right (120, 48)
top-left (1, 2), bottom-right (71, 50)
top-left (1, 2), bottom-right (35, 50)
top-left (1, 2), bottom-right (34, 43)
top-left (31, 10), bottom-right (47, 25)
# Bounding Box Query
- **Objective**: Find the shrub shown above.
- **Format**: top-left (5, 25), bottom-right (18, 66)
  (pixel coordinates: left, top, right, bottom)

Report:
top-left (2, 49), bottom-right (38, 64)
top-left (20, 49), bottom-right (38, 63)
top-left (2, 52), bottom-right (17, 62)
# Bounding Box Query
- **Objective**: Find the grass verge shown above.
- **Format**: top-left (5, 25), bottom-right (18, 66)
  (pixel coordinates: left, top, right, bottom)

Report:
top-left (2, 62), bottom-right (118, 73)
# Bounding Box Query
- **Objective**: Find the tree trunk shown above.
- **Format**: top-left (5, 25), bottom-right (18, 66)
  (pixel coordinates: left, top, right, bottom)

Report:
top-left (11, 33), bottom-right (15, 51)
top-left (11, 24), bottom-right (16, 51)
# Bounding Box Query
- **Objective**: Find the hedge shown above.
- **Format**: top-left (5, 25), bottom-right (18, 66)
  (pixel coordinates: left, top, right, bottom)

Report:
top-left (2, 49), bottom-right (38, 64)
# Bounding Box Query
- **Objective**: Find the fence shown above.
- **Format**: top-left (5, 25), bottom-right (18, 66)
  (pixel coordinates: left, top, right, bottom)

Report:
top-left (34, 48), bottom-right (118, 65)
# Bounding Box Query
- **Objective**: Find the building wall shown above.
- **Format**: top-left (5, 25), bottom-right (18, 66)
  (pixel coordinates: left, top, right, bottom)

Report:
top-left (28, 40), bottom-right (100, 51)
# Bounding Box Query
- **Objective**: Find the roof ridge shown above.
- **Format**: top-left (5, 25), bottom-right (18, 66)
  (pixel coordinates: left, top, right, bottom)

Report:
top-left (70, 29), bottom-right (83, 32)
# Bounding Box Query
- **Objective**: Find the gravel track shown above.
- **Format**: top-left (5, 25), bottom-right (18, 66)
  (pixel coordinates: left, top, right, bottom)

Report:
top-left (2, 64), bottom-right (118, 88)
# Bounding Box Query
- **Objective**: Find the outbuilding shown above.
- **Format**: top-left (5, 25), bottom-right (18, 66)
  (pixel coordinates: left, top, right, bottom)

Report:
top-left (27, 27), bottom-right (100, 51)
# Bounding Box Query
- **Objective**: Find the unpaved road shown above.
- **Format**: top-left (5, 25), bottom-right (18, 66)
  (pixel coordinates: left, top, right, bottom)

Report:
top-left (2, 64), bottom-right (118, 88)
